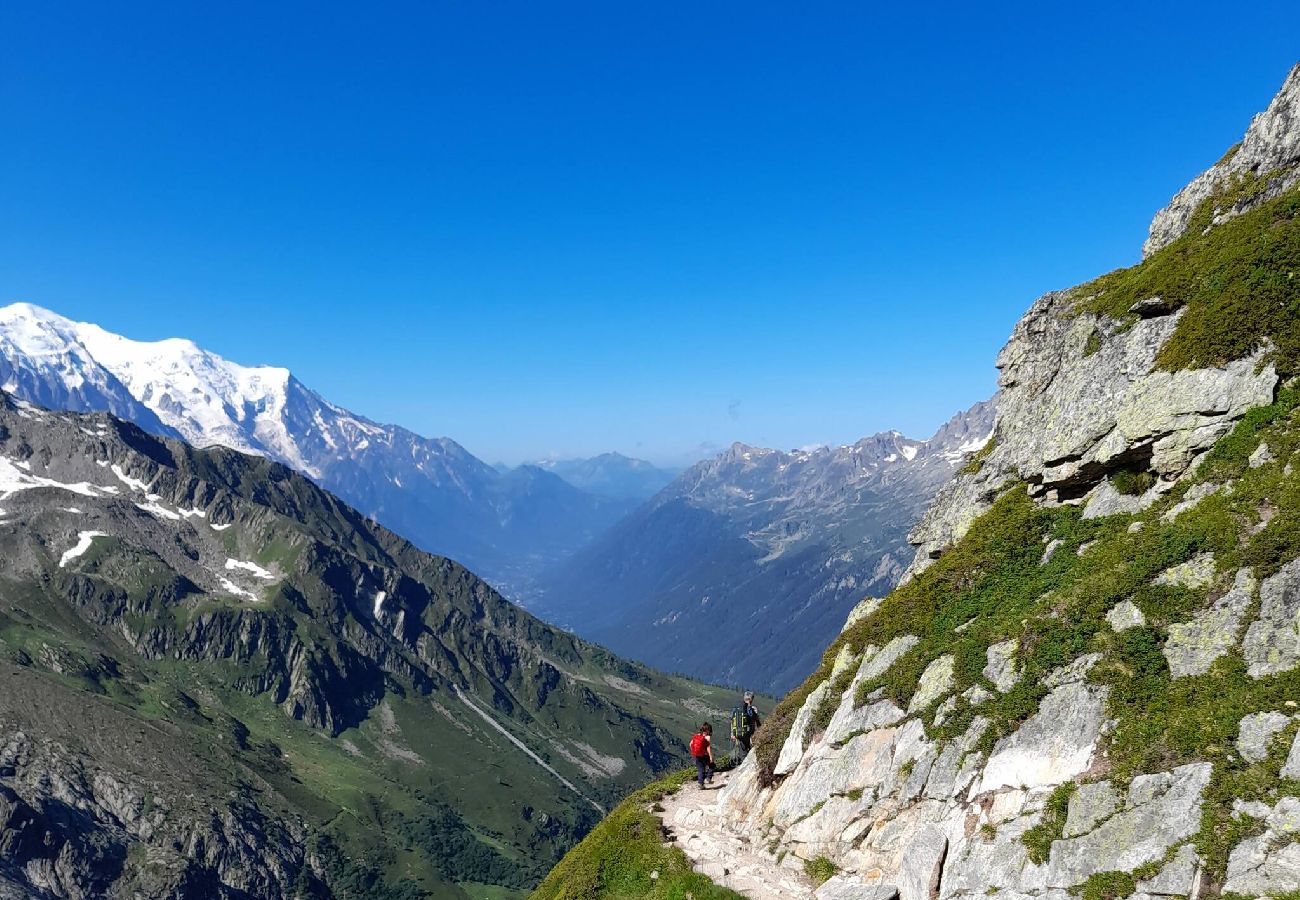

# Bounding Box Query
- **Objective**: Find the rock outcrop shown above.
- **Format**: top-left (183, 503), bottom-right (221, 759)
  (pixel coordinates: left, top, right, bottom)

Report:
top-left (1145, 62), bottom-right (1300, 256)
top-left (904, 68), bottom-right (1300, 577)
top-left (675, 63), bottom-right (1300, 900)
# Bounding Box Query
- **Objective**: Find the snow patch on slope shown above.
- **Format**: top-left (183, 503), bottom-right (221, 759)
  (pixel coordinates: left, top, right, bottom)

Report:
top-left (59, 531), bottom-right (107, 568)
top-left (225, 558), bottom-right (274, 579)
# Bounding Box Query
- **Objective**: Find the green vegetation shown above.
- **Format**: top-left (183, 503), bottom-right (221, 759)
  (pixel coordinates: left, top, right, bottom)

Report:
top-left (804, 856), bottom-right (839, 885)
top-left (752, 381), bottom-right (1300, 885)
top-left (1083, 328), bottom-right (1102, 357)
top-left (1075, 870), bottom-right (1139, 900)
top-left (1021, 783), bottom-right (1076, 864)
top-left (960, 436), bottom-right (997, 475)
top-left (529, 769), bottom-right (743, 900)
top-left (0, 404), bottom-right (748, 899)
top-left (1075, 178), bottom-right (1300, 375)
top-left (1110, 468), bottom-right (1156, 497)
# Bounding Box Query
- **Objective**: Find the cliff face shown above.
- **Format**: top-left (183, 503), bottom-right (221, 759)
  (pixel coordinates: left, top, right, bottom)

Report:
top-left (701, 63), bottom-right (1300, 900)
top-left (906, 62), bottom-right (1300, 578)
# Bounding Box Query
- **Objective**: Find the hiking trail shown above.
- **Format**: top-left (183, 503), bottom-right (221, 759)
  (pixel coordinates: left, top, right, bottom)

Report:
top-left (657, 768), bottom-right (818, 900)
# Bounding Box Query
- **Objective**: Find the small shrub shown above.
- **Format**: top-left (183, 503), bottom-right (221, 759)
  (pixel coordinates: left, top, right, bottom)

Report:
top-left (804, 856), bottom-right (839, 885)
top-left (1021, 782), bottom-right (1076, 864)
top-left (1077, 870), bottom-right (1138, 900)
top-left (1111, 469), bottom-right (1156, 497)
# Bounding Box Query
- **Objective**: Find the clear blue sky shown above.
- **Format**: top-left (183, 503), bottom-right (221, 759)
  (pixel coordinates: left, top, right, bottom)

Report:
top-left (4, 3), bottom-right (1299, 466)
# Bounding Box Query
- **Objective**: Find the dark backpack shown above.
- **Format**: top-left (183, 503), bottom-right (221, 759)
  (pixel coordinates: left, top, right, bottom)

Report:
top-left (731, 705), bottom-right (751, 738)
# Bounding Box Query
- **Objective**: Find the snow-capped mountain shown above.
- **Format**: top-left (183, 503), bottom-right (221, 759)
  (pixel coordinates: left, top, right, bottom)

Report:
top-left (518, 452), bottom-right (680, 501)
top-left (0, 303), bottom-right (632, 592)
top-left (533, 400), bottom-right (996, 693)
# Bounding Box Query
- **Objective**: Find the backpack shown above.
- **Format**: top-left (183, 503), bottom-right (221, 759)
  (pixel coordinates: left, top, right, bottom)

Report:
top-left (689, 732), bottom-right (707, 757)
top-left (731, 705), bottom-right (750, 738)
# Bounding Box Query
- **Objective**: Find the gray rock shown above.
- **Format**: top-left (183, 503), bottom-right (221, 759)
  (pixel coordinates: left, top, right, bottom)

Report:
top-left (1153, 553), bottom-right (1216, 590)
top-left (1136, 844), bottom-right (1202, 896)
top-left (776, 681), bottom-right (830, 776)
top-left (907, 654), bottom-right (955, 714)
top-left (1243, 557), bottom-right (1300, 679)
top-left (925, 717), bottom-right (988, 800)
top-left (979, 681), bottom-right (1108, 793)
top-left (1129, 296), bottom-right (1173, 317)
top-left (861, 635), bottom-right (921, 682)
top-left (1041, 539), bottom-right (1064, 566)
top-left (816, 876), bottom-right (898, 900)
top-left (1282, 728), bottom-right (1300, 780)
top-left (1082, 482), bottom-right (1149, 520)
top-left (1224, 796), bottom-right (1300, 897)
top-left (1234, 799), bottom-right (1274, 819)
top-left (824, 698), bottom-right (905, 748)
top-left (1250, 442), bottom-right (1275, 469)
top-left (1145, 63), bottom-right (1300, 256)
top-left (1063, 781), bottom-right (1120, 838)
top-left (1165, 568), bottom-right (1256, 678)
top-left (1045, 763), bottom-right (1212, 886)
top-left (1042, 653), bottom-right (1102, 688)
top-left (843, 597), bottom-right (884, 633)
top-left (897, 826), bottom-right (946, 900)
top-left (1106, 600), bottom-right (1147, 632)
top-left (1236, 711), bottom-right (1291, 763)
top-left (1162, 481), bottom-right (1224, 523)
top-left (984, 639), bottom-right (1020, 693)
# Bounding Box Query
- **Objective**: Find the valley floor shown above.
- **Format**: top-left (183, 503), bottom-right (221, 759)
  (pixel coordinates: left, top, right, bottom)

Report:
top-left (659, 770), bottom-right (817, 899)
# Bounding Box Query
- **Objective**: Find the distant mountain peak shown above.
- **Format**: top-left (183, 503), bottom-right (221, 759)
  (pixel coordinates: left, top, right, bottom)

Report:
top-left (0, 303), bottom-right (631, 593)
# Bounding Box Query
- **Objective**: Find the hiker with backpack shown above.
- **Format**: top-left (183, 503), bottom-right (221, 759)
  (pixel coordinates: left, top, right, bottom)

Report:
top-left (689, 722), bottom-right (715, 789)
top-left (731, 691), bottom-right (762, 758)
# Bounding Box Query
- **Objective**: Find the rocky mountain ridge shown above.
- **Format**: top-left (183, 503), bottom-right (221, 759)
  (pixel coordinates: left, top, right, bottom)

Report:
top-left (534, 401), bottom-right (994, 693)
top-left (0, 303), bottom-right (632, 596)
top-left (0, 392), bottom-right (737, 898)
top-left (513, 452), bottom-right (679, 501)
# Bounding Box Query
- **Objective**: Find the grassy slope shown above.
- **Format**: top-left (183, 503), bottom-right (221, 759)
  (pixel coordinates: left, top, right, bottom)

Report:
top-left (530, 767), bottom-right (745, 900)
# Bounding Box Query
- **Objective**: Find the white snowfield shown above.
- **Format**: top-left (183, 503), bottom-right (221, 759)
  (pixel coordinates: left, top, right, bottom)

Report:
top-left (0, 302), bottom-right (407, 481)
top-left (225, 558), bottom-right (274, 579)
top-left (218, 577), bottom-right (259, 601)
top-left (0, 457), bottom-right (112, 501)
top-left (135, 501), bottom-right (182, 521)
top-left (109, 463), bottom-right (151, 493)
top-left (59, 530), bottom-right (108, 568)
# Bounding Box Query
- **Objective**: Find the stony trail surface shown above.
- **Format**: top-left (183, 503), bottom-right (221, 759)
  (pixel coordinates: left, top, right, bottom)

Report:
top-left (659, 769), bottom-right (818, 900)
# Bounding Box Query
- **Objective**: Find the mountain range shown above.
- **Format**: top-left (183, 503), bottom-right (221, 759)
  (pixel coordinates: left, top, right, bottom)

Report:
top-left (0, 303), bottom-right (634, 598)
top-left (513, 453), bottom-right (679, 502)
top-left (0, 302), bottom-right (991, 694)
top-left (0, 391), bottom-right (737, 897)
top-left (533, 401), bottom-right (995, 694)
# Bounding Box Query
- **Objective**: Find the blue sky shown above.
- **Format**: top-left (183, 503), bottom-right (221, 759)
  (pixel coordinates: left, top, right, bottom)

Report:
top-left (4, 3), bottom-right (1300, 466)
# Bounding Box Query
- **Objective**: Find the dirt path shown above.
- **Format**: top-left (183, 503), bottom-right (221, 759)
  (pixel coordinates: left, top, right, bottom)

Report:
top-left (658, 769), bottom-right (817, 899)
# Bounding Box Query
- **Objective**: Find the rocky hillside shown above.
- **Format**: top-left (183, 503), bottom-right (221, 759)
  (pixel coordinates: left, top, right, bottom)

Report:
top-left (0, 303), bottom-right (634, 597)
top-left (0, 393), bottom-right (739, 899)
top-left (534, 401), bottom-right (994, 694)
top-left (537, 62), bottom-right (1300, 900)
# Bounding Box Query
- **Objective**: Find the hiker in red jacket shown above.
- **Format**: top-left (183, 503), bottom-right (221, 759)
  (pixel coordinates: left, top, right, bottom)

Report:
top-left (690, 722), bottom-right (715, 789)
